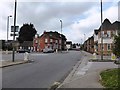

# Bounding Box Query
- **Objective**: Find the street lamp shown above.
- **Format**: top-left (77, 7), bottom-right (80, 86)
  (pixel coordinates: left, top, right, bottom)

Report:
top-left (60, 20), bottom-right (62, 52)
top-left (84, 34), bottom-right (86, 42)
top-left (6, 15), bottom-right (12, 52)
top-left (7, 15), bottom-right (12, 41)
top-left (100, 0), bottom-right (103, 60)
top-left (12, 0), bottom-right (17, 62)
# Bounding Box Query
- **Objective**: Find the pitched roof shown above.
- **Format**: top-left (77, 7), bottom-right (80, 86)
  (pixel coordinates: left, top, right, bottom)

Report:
top-left (112, 21), bottom-right (120, 30)
top-left (40, 31), bottom-right (67, 40)
top-left (99, 18), bottom-right (112, 30)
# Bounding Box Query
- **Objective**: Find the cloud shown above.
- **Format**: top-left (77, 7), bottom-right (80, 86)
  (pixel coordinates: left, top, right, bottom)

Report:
top-left (0, 0), bottom-right (119, 44)
top-left (64, 3), bottom-right (118, 43)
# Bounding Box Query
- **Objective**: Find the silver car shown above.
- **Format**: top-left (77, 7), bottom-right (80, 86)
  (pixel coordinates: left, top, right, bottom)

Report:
top-left (43, 48), bottom-right (54, 53)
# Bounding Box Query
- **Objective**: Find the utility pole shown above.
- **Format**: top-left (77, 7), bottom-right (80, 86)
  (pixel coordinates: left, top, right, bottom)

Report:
top-left (60, 20), bottom-right (62, 52)
top-left (12, 0), bottom-right (17, 62)
top-left (101, 0), bottom-right (103, 60)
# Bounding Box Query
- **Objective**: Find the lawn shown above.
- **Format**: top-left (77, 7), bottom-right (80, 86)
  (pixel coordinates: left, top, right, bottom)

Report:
top-left (100, 68), bottom-right (120, 89)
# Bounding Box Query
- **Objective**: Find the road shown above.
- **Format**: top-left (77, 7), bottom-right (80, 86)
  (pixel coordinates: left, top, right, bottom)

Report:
top-left (2, 51), bottom-right (82, 88)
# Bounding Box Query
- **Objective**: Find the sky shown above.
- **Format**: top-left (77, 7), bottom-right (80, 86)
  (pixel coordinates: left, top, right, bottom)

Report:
top-left (0, 0), bottom-right (119, 43)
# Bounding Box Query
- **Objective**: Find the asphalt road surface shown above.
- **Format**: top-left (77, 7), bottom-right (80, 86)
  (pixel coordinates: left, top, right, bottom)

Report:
top-left (2, 51), bottom-right (82, 88)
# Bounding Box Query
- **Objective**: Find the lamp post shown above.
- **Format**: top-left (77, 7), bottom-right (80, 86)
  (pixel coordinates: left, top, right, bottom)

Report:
top-left (7, 15), bottom-right (12, 41)
top-left (84, 34), bottom-right (86, 42)
top-left (60, 20), bottom-right (62, 52)
top-left (6, 15), bottom-right (12, 53)
top-left (12, 0), bottom-right (17, 62)
top-left (101, 0), bottom-right (103, 60)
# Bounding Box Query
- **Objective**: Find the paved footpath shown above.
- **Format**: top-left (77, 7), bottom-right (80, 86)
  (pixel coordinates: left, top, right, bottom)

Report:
top-left (58, 51), bottom-right (118, 89)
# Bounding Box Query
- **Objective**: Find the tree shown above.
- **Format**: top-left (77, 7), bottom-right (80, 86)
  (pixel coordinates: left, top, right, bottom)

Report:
top-left (17, 23), bottom-right (37, 43)
top-left (113, 33), bottom-right (120, 57)
top-left (72, 43), bottom-right (76, 48)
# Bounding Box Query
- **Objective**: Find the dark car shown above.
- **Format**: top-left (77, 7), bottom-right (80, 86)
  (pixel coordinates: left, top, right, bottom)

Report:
top-left (17, 49), bottom-right (30, 53)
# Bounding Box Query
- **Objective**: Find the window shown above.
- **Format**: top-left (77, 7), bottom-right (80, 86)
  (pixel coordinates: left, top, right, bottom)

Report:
top-left (107, 31), bottom-right (111, 37)
top-left (59, 40), bottom-right (61, 44)
top-left (107, 44), bottom-right (111, 50)
top-left (45, 38), bottom-right (48, 43)
top-left (50, 39), bottom-right (53, 43)
top-left (50, 34), bottom-right (52, 37)
top-left (55, 40), bottom-right (58, 43)
top-left (102, 31), bottom-right (104, 36)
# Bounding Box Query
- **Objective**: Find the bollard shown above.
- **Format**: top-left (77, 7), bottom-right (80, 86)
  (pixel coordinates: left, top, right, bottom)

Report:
top-left (24, 52), bottom-right (29, 61)
top-left (56, 49), bottom-right (58, 53)
top-left (93, 53), bottom-right (96, 59)
top-left (111, 53), bottom-right (116, 60)
top-left (67, 49), bottom-right (68, 52)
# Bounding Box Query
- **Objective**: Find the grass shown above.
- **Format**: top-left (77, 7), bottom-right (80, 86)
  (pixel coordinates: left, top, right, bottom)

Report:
top-left (100, 68), bottom-right (120, 89)
top-left (89, 59), bottom-right (114, 62)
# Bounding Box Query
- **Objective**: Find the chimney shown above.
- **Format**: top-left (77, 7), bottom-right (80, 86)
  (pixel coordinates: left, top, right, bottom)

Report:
top-left (44, 30), bottom-right (46, 34)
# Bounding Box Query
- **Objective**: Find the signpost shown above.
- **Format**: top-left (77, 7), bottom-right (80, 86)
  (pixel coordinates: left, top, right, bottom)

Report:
top-left (11, 26), bottom-right (19, 32)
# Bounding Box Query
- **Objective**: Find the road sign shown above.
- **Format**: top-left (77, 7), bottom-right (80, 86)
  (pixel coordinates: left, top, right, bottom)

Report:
top-left (11, 26), bottom-right (19, 32)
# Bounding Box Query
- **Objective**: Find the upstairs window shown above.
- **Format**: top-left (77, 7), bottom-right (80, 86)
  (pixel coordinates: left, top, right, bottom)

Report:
top-left (45, 38), bottom-right (48, 43)
top-left (50, 39), bottom-right (53, 43)
top-left (59, 40), bottom-right (61, 44)
top-left (107, 31), bottom-right (111, 37)
top-left (55, 40), bottom-right (58, 43)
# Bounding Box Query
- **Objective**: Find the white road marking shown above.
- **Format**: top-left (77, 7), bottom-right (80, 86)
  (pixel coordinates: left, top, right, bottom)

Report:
top-left (31, 53), bottom-right (48, 56)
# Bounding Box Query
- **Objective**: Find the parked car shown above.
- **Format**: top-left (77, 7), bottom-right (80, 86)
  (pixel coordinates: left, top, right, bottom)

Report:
top-left (17, 49), bottom-right (30, 53)
top-left (43, 48), bottom-right (54, 53)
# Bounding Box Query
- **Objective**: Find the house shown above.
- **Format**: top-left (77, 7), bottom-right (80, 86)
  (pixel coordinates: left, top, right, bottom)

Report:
top-left (94, 29), bottom-right (99, 54)
top-left (83, 18), bottom-right (120, 56)
top-left (33, 31), bottom-right (67, 52)
top-left (66, 41), bottom-right (72, 50)
top-left (97, 18), bottom-right (120, 56)
top-left (89, 36), bottom-right (94, 53)
top-left (84, 36), bottom-right (94, 53)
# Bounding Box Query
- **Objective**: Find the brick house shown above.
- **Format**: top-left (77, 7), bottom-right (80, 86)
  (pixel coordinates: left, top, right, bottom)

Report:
top-left (83, 36), bottom-right (94, 54)
top-left (84, 18), bottom-right (120, 56)
top-left (93, 19), bottom-right (120, 56)
top-left (97, 19), bottom-right (120, 56)
top-left (33, 31), bottom-right (67, 52)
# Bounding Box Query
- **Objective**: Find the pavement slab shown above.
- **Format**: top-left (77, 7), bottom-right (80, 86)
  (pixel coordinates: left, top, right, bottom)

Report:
top-left (58, 51), bottom-right (118, 89)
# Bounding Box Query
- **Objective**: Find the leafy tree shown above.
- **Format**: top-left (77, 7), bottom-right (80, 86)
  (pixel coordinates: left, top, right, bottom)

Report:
top-left (72, 43), bottom-right (76, 48)
top-left (113, 33), bottom-right (120, 57)
top-left (17, 23), bottom-right (37, 43)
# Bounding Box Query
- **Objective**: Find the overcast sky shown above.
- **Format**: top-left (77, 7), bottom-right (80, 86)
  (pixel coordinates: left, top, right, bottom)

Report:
top-left (0, 0), bottom-right (119, 43)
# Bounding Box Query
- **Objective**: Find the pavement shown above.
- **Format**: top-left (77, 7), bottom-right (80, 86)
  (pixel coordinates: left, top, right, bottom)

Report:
top-left (0, 60), bottom-right (29, 68)
top-left (58, 51), bottom-right (118, 89)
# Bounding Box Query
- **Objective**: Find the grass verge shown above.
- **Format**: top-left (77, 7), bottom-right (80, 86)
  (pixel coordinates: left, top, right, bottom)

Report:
top-left (100, 68), bottom-right (120, 90)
